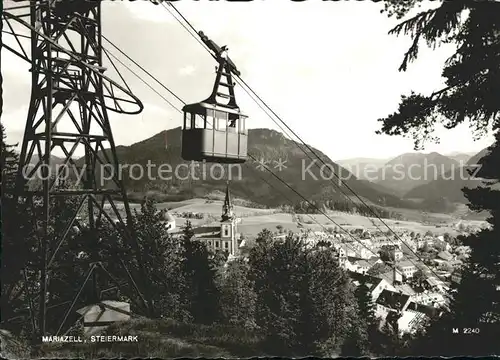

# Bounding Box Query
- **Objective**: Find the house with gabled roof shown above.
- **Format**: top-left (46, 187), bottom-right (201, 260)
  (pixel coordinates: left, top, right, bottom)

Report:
top-left (375, 289), bottom-right (411, 319)
top-left (397, 260), bottom-right (418, 279)
top-left (349, 271), bottom-right (396, 302)
top-left (347, 256), bottom-right (382, 274)
top-left (437, 250), bottom-right (454, 262)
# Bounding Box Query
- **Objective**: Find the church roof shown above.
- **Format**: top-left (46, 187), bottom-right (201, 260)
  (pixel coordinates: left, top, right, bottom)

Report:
top-left (221, 181), bottom-right (235, 222)
top-left (224, 183), bottom-right (232, 207)
top-left (191, 226), bottom-right (221, 239)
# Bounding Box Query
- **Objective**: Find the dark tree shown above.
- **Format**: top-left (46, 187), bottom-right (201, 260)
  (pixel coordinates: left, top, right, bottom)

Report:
top-left (181, 220), bottom-right (222, 325)
top-left (132, 199), bottom-right (188, 321)
top-left (0, 124), bottom-right (36, 333)
top-left (218, 258), bottom-right (257, 328)
top-left (341, 281), bottom-right (377, 356)
top-left (249, 233), bottom-right (356, 356)
top-left (368, 262), bottom-right (392, 276)
top-left (379, 245), bottom-right (397, 262)
top-left (0, 123), bottom-right (18, 194)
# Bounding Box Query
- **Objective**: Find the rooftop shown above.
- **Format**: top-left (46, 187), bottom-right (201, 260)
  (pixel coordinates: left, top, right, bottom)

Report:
top-left (348, 271), bottom-right (384, 292)
top-left (399, 260), bottom-right (416, 268)
top-left (378, 269), bottom-right (402, 284)
top-left (394, 284), bottom-right (417, 296)
top-left (437, 251), bottom-right (453, 261)
top-left (406, 302), bottom-right (439, 317)
top-left (192, 226), bottom-right (221, 238)
top-left (376, 289), bottom-right (411, 311)
top-left (366, 256), bottom-right (381, 266)
top-left (347, 257), bottom-right (376, 269)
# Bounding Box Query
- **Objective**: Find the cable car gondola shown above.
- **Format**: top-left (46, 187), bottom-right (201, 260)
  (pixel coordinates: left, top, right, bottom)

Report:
top-left (181, 34), bottom-right (248, 164)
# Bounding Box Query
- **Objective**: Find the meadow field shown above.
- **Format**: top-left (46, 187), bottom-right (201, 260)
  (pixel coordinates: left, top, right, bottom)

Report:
top-left (109, 198), bottom-right (488, 238)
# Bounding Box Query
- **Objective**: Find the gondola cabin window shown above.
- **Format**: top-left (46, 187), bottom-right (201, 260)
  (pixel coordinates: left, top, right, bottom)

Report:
top-left (183, 112), bottom-right (206, 130)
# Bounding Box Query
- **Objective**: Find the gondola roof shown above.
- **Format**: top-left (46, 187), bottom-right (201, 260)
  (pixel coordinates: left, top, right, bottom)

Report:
top-left (182, 101), bottom-right (247, 117)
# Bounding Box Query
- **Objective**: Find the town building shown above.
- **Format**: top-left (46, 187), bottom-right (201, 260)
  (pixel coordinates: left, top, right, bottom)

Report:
top-left (393, 248), bottom-right (404, 261)
top-left (410, 291), bottom-right (447, 308)
top-left (375, 290), bottom-right (433, 334)
top-left (399, 302), bottom-right (440, 334)
top-left (373, 239), bottom-right (402, 251)
top-left (424, 276), bottom-right (448, 293)
top-left (450, 268), bottom-right (463, 284)
top-left (349, 272), bottom-right (396, 302)
top-left (398, 260), bottom-right (418, 279)
top-left (395, 308), bottom-right (427, 334)
top-left (375, 289), bottom-right (411, 319)
top-left (437, 251), bottom-right (454, 262)
top-left (346, 256), bottom-right (382, 274)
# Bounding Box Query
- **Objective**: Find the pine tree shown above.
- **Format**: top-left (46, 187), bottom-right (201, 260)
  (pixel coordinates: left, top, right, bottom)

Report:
top-left (0, 124), bottom-right (38, 333)
top-left (249, 234), bottom-right (303, 356)
top-left (0, 123), bottom-right (19, 195)
top-left (182, 219), bottom-right (195, 241)
top-left (249, 233), bottom-right (357, 356)
top-left (218, 258), bottom-right (257, 328)
top-left (340, 315), bottom-right (369, 357)
top-left (378, 0), bottom-right (500, 148)
top-left (132, 199), bottom-right (188, 321)
top-left (181, 220), bottom-right (221, 325)
top-left (356, 280), bottom-right (378, 331)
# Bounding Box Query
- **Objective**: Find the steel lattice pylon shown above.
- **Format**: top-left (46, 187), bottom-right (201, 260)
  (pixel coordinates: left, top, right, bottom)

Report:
top-left (3, 1), bottom-right (152, 337)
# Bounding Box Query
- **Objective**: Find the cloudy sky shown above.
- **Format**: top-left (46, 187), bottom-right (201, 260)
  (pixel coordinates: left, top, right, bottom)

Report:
top-left (2, 0), bottom-right (495, 161)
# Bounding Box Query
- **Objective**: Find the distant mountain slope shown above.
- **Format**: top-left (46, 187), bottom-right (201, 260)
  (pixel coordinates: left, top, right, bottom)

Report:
top-left (404, 147), bottom-right (493, 204)
top-left (26, 154), bottom-right (65, 166)
top-left (374, 152), bottom-right (460, 196)
top-left (446, 152), bottom-right (474, 165)
top-left (91, 127), bottom-right (412, 208)
top-left (335, 157), bottom-right (389, 180)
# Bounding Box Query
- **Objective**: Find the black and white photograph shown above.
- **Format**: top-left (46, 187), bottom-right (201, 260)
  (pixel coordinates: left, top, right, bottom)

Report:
top-left (1, 0), bottom-right (499, 357)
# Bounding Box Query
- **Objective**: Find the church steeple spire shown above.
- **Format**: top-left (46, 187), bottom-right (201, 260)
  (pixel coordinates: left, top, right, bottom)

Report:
top-left (221, 181), bottom-right (234, 222)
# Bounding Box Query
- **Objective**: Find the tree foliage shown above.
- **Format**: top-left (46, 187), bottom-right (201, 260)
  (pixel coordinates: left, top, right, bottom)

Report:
top-left (248, 231), bottom-right (359, 356)
top-left (378, 0), bottom-right (500, 150)
top-left (180, 220), bottom-right (222, 325)
top-left (132, 200), bottom-right (189, 321)
top-left (218, 258), bottom-right (257, 328)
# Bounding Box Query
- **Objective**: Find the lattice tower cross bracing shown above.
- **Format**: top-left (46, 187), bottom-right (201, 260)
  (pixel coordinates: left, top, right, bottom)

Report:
top-left (5, 0), bottom-right (152, 336)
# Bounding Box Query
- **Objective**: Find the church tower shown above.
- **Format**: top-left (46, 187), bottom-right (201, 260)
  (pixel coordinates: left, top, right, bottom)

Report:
top-left (221, 182), bottom-right (234, 222)
top-left (220, 182), bottom-right (238, 255)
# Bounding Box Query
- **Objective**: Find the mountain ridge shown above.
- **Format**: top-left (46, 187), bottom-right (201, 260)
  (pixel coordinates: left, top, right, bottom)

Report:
top-left (372, 152), bottom-right (460, 197)
top-left (404, 147), bottom-right (494, 205)
top-left (90, 127), bottom-right (415, 209)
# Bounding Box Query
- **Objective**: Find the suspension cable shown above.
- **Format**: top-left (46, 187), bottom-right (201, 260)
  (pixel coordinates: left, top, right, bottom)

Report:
top-left (159, 2), bottom-right (444, 280)
top-left (101, 42), bottom-right (418, 270)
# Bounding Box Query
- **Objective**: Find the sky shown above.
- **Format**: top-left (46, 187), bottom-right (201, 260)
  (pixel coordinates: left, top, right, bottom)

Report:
top-left (1, 0), bottom-right (495, 161)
